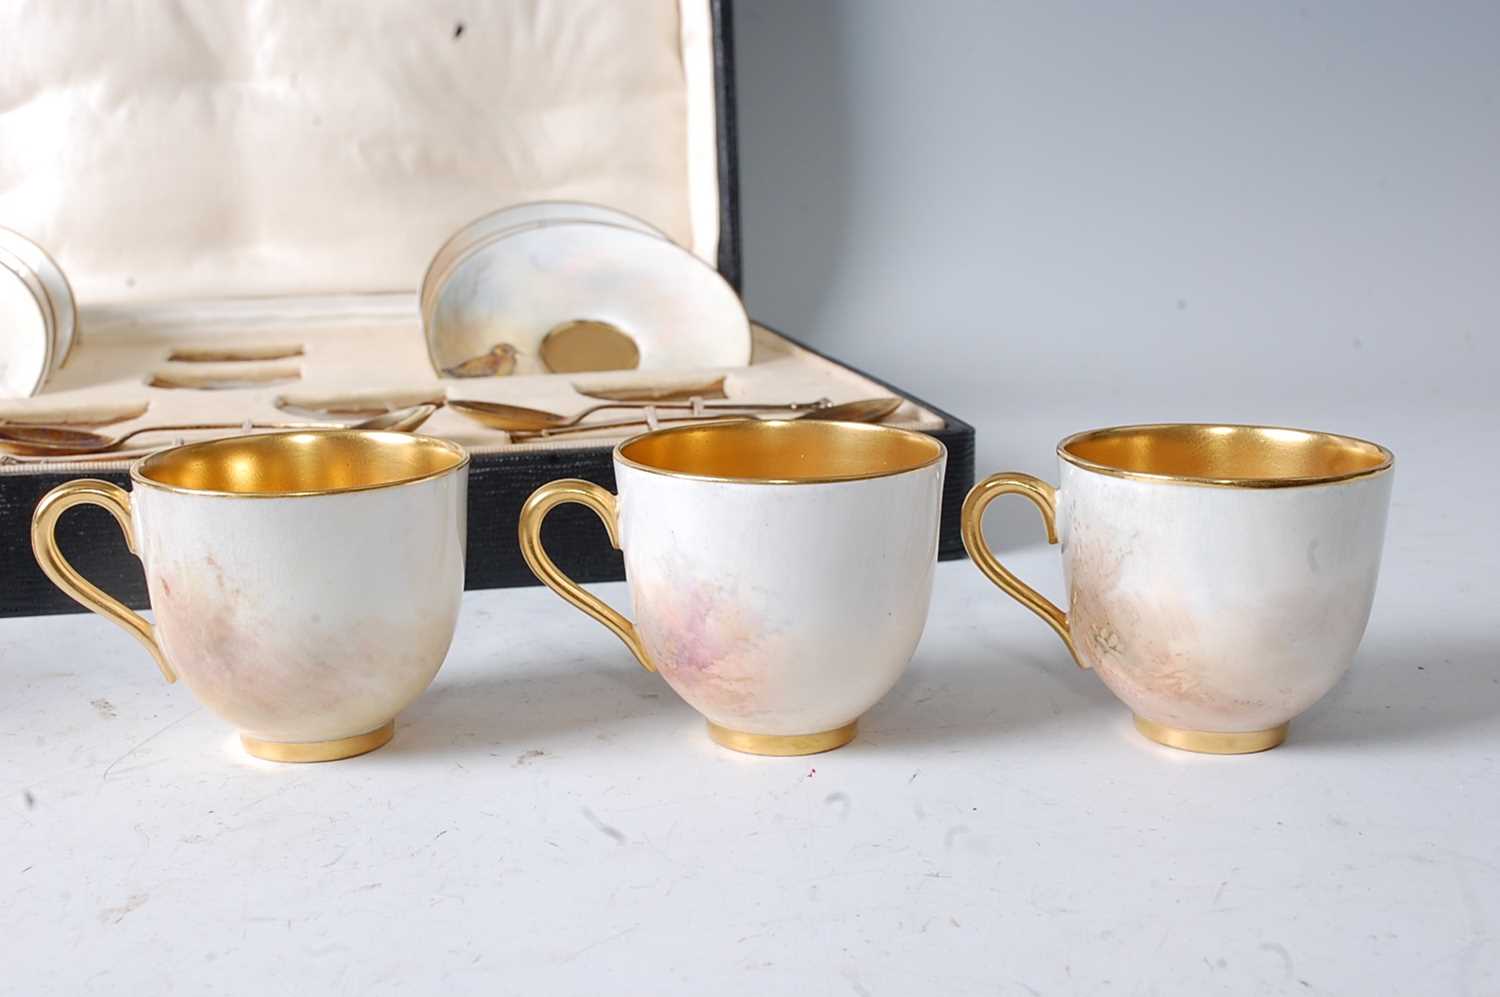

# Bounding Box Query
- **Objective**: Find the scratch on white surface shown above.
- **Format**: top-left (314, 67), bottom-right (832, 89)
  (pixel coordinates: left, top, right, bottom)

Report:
top-left (1455, 862), bottom-right (1494, 937)
top-left (639, 825), bottom-right (697, 874)
top-left (1260, 941), bottom-right (1296, 981)
top-left (612, 794), bottom-right (719, 815)
top-left (235, 781), bottom-right (299, 815)
top-left (99, 708), bottom-right (202, 782)
top-left (581, 807), bottom-right (626, 844)
top-left (1435, 846), bottom-right (1500, 877)
top-left (564, 925), bottom-right (637, 962)
top-left (98, 892), bottom-right (148, 924)
top-left (1446, 858), bottom-right (1498, 985)
top-left (1027, 894), bottom-right (1079, 916)
top-left (840, 968), bottom-right (872, 996)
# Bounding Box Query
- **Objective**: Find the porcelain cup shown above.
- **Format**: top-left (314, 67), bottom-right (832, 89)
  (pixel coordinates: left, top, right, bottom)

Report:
top-left (32, 430), bottom-right (469, 761)
top-left (520, 419), bottom-right (947, 755)
top-left (962, 424), bottom-right (1394, 754)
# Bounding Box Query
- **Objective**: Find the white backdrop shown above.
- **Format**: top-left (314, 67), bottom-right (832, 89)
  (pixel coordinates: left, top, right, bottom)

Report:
top-left (731, 9), bottom-right (1499, 992)
top-left (735, 0), bottom-right (1498, 490)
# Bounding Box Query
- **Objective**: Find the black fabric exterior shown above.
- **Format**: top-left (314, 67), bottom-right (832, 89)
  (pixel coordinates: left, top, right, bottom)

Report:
top-left (713, 0), bottom-right (742, 291)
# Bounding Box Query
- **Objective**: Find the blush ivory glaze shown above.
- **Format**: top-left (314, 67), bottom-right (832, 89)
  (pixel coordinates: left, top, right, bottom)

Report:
top-left (613, 454), bottom-right (946, 738)
top-left (132, 471), bottom-right (467, 745)
top-left (1057, 461), bottom-right (1393, 736)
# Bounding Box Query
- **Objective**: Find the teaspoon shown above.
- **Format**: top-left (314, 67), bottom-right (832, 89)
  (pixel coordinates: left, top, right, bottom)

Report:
top-left (0, 404), bottom-right (439, 455)
top-left (448, 396), bottom-right (833, 434)
top-left (517, 396), bottom-right (904, 439)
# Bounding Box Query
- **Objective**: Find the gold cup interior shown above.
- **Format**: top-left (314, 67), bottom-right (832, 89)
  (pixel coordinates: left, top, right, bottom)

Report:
top-left (617, 419), bottom-right (944, 483)
top-left (1059, 424), bottom-right (1392, 487)
top-left (133, 430), bottom-right (468, 496)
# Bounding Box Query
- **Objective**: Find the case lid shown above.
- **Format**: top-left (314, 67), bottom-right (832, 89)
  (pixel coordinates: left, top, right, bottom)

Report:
top-left (0, 0), bottom-right (731, 306)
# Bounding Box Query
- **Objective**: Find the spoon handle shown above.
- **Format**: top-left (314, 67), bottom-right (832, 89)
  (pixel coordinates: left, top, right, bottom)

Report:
top-left (572, 398), bottom-right (828, 422)
top-left (113, 420), bottom-right (326, 446)
top-left (525, 411), bottom-right (763, 439)
top-left (527, 399), bottom-right (832, 439)
top-left (1, 446), bottom-right (163, 465)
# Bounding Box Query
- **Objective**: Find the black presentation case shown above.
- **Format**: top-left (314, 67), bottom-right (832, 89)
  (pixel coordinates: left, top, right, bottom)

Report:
top-left (0, 0), bottom-right (973, 618)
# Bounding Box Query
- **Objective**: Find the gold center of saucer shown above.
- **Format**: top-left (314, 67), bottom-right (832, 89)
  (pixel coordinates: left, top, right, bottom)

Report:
top-left (539, 319), bottom-right (640, 373)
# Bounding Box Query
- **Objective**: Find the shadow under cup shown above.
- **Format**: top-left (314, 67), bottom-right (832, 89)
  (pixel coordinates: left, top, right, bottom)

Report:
top-left (32, 430), bottom-right (470, 762)
top-left (520, 419), bottom-right (948, 756)
top-left (965, 423), bottom-right (1394, 754)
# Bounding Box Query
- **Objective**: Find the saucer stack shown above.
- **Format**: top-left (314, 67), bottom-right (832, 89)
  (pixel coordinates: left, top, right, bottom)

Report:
top-left (0, 228), bottom-right (76, 399)
top-left (420, 201), bottom-right (751, 378)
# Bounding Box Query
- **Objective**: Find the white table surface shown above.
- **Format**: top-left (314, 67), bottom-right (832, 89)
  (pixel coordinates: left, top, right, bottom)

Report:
top-left (3, 395), bottom-right (1497, 996)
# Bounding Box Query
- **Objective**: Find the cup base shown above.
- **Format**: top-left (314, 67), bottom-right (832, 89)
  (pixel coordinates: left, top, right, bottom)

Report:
top-left (240, 720), bottom-right (396, 762)
top-left (706, 720), bottom-right (857, 756)
top-left (1133, 715), bottom-right (1288, 755)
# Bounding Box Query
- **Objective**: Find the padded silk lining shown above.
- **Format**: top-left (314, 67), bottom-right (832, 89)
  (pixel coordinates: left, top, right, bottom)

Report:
top-left (0, 301), bottom-right (945, 467)
top-left (0, 0), bottom-right (720, 304)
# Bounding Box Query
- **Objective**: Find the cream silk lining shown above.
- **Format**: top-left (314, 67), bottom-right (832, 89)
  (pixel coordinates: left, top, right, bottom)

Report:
top-left (0, 0), bottom-right (720, 303)
top-left (0, 1), bottom-right (944, 466)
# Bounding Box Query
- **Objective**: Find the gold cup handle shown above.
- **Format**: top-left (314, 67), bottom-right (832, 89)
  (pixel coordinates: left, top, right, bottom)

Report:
top-left (30, 479), bottom-right (176, 682)
top-left (518, 479), bottom-right (654, 672)
top-left (960, 472), bottom-right (1086, 668)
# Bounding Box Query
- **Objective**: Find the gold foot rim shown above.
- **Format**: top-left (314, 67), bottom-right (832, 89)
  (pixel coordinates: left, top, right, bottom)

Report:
top-left (707, 720), bottom-right (857, 756)
top-left (240, 720), bottom-right (395, 763)
top-left (1133, 715), bottom-right (1288, 755)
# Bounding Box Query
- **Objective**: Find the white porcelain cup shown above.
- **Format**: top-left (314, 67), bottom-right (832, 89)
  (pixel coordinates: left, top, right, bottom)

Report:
top-left (32, 430), bottom-right (469, 762)
top-left (520, 419), bottom-right (947, 756)
top-left (962, 424), bottom-right (1394, 754)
